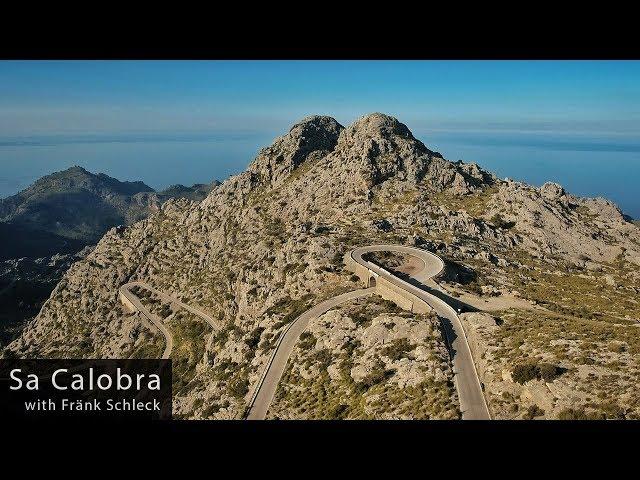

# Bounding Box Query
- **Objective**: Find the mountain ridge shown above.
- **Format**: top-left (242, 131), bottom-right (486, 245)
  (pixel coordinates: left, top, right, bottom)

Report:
top-left (0, 165), bottom-right (219, 256)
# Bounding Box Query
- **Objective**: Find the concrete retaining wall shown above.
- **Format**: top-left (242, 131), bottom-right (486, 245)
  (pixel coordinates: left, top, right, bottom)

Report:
top-left (376, 276), bottom-right (431, 314)
top-left (344, 253), bottom-right (370, 281)
top-left (119, 289), bottom-right (138, 313)
top-left (344, 252), bottom-right (431, 315)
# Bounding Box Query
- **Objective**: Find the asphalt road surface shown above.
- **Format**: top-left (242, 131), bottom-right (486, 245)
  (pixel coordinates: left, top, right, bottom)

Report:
top-left (245, 288), bottom-right (375, 420)
top-left (120, 281), bottom-right (220, 359)
top-left (119, 283), bottom-right (174, 359)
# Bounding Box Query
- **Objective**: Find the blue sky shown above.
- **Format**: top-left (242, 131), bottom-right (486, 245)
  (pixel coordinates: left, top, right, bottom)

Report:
top-left (1, 60), bottom-right (639, 138)
top-left (1, 61), bottom-right (639, 217)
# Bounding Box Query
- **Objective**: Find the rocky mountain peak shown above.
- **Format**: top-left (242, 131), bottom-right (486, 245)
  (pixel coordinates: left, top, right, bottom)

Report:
top-left (345, 112), bottom-right (414, 140)
top-left (329, 113), bottom-right (491, 193)
top-left (540, 181), bottom-right (566, 201)
top-left (66, 165), bottom-right (90, 174)
top-left (247, 115), bottom-right (344, 187)
top-left (234, 113), bottom-right (496, 203)
top-left (289, 115), bottom-right (344, 142)
top-left (0, 165), bottom-right (215, 257)
top-left (21, 165), bottom-right (154, 198)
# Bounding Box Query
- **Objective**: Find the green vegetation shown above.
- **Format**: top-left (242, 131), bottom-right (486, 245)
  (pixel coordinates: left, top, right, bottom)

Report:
top-left (128, 336), bottom-right (164, 359)
top-left (523, 404), bottom-right (545, 419)
top-left (283, 262), bottom-right (308, 277)
top-left (268, 294), bottom-right (458, 419)
top-left (538, 363), bottom-right (565, 382)
top-left (201, 400), bottom-right (230, 418)
top-left (158, 303), bottom-right (172, 319)
top-left (512, 362), bottom-right (565, 384)
top-left (210, 322), bottom-right (242, 349)
top-left (493, 309), bottom-right (640, 363)
top-left (272, 341), bottom-right (458, 419)
top-left (371, 188), bottom-right (420, 216)
top-left (500, 250), bottom-right (640, 324)
top-left (485, 308), bottom-right (640, 419)
top-left (298, 332), bottom-right (316, 350)
top-left (355, 358), bottom-right (396, 393)
top-left (228, 373), bottom-right (250, 399)
top-left (381, 338), bottom-right (416, 361)
top-left (245, 326), bottom-right (265, 350)
top-left (511, 363), bottom-right (538, 384)
top-left (266, 294), bottom-right (315, 330)
top-left (211, 358), bottom-right (240, 382)
top-left (168, 311), bottom-right (212, 396)
top-left (557, 407), bottom-right (605, 420)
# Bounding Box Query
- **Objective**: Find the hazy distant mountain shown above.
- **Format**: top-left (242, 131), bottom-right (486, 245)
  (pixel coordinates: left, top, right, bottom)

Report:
top-left (0, 166), bottom-right (218, 347)
top-left (0, 166), bottom-right (217, 260)
top-left (159, 181), bottom-right (220, 202)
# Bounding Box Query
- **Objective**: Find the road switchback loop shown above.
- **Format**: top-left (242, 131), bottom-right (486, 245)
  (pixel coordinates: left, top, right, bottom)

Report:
top-left (247, 244), bottom-right (491, 420)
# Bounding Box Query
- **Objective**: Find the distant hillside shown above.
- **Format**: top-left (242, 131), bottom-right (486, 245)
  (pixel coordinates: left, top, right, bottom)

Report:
top-left (159, 181), bottom-right (220, 202)
top-left (0, 222), bottom-right (86, 261)
top-left (0, 166), bottom-right (217, 260)
top-left (0, 166), bottom-right (218, 348)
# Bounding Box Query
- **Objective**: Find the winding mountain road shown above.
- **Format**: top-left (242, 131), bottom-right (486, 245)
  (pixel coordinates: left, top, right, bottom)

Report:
top-left (246, 244), bottom-right (490, 420)
top-left (245, 288), bottom-right (375, 420)
top-left (350, 245), bottom-right (490, 420)
top-left (121, 245), bottom-right (490, 420)
top-left (119, 282), bottom-right (219, 359)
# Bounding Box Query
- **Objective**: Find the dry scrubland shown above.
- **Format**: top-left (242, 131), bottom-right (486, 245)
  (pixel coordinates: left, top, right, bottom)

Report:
top-left (462, 309), bottom-right (640, 419)
top-left (5, 113), bottom-right (639, 419)
top-left (269, 296), bottom-right (457, 419)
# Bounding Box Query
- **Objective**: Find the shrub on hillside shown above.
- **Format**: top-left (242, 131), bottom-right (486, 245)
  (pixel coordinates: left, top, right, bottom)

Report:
top-left (556, 407), bottom-right (600, 420)
top-left (244, 326), bottom-right (265, 350)
top-left (298, 331), bottom-right (316, 350)
top-left (523, 404), bottom-right (545, 419)
top-left (538, 363), bottom-right (565, 382)
top-left (355, 358), bottom-right (395, 393)
top-left (382, 338), bottom-right (415, 361)
top-left (512, 362), bottom-right (539, 384)
top-left (159, 304), bottom-right (172, 319)
top-left (512, 362), bottom-right (565, 384)
top-left (228, 375), bottom-right (249, 399)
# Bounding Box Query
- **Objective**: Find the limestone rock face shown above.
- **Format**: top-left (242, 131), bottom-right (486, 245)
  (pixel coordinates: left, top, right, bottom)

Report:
top-left (332, 113), bottom-right (493, 192)
top-left (461, 312), bottom-right (499, 329)
top-left (540, 181), bottom-right (565, 201)
top-left (248, 115), bottom-right (343, 187)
